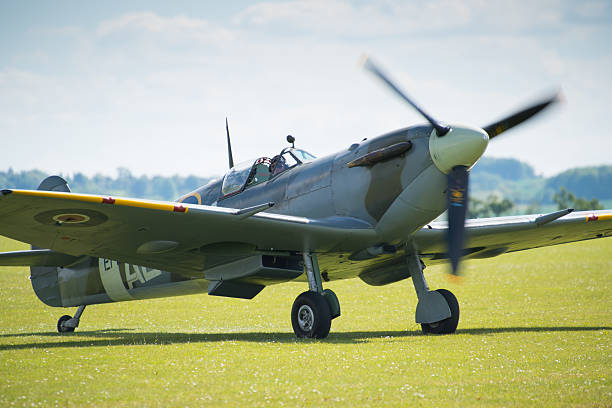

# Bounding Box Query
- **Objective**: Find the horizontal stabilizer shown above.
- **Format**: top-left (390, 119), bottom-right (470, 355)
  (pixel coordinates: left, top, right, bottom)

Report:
top-left (0, 249), bottom-right (81, 267)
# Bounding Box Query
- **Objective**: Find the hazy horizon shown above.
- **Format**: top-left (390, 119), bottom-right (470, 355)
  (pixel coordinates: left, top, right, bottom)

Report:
top-left (2, 1), bottom-right (611, 178)
top-left (3, 156), bottom-right (611, 181)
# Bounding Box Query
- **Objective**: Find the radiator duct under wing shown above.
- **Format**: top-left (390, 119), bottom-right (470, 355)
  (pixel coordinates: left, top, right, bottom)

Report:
top-left (206, 254), bottom-right (303, 299)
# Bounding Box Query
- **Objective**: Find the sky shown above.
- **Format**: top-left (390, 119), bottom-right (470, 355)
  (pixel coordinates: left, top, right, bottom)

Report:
top-left (1, 0), bottom-right (611, 179)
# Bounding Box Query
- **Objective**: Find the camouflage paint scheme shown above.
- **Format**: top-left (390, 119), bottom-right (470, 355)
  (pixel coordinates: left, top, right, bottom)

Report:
top-left (0, 123), bottom-right (609, 309)
top-left (23, 125), bottom-right (443, 307)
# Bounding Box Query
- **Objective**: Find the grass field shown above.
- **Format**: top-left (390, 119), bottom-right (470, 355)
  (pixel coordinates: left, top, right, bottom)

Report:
top-left (0, 236), bottom-right (610, 407)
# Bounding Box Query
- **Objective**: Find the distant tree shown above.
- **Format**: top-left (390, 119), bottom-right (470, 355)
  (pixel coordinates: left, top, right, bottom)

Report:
top-left (0, 169), bottom-right (47, 189)
top-left (468, 194), bottom-right (514, 218)
top-left (525, 202), bottom-right (542, 214)
top-left (552, 187), bottom-right (603, 211)
top-left (546, 166), bottom-right (612, 200)
top-left (132, 176), bottom-right (148, 198)
top-left (489, 196), bottom-right (514, 216)
top-left (0, 168), bottom-right (214, 201)
top-left (468, 197), bottom-right (485, 218)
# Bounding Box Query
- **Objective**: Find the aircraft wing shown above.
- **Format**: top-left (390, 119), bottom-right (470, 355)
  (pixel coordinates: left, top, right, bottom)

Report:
top-left (0, 189), bottom-right (375, 276)
top-left (414, 210), bottom-right (612, 264)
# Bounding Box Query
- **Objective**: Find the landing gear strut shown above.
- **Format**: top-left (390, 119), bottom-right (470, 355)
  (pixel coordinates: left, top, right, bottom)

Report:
top-left (57, 305), bottom-right (86, 333)
top-left (291, 253), bottom-right (340, 338)
top-left (406, 243), bottom-right (460, 334)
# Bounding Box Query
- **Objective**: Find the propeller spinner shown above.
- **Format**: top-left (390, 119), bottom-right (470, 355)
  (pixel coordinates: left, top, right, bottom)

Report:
top-left (363, 56), bottom-right (559, 276)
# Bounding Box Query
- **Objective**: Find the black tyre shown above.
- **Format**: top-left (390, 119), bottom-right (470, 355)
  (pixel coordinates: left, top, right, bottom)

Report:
top-left (421, 289), bottom-right (459, 334)
top-left (57, 315), bottom-right (75, 333)
top-left (291, 291), bottom-right (332, 339)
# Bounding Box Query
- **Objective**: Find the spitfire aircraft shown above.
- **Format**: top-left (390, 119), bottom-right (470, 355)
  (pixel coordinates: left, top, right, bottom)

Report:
top-left (1, 58), bottom-right (611, 339)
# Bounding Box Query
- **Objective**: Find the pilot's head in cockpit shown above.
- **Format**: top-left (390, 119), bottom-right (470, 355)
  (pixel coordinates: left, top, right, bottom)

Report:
top-left (270, 155), bottom-right (288, 176)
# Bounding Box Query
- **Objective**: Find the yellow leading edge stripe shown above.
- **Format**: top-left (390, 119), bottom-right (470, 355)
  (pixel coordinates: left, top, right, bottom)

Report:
top-left (10, 190), bottom-right (189, 213)
top-left (586, 213), bottom-right (612, 222)
top-left (8, 190), bottom-right (610, 220)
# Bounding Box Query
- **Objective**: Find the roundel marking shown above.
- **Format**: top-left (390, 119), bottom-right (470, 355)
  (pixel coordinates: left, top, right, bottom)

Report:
top-left (180, 193), bottom-right (201, 205)
top-left (34, 208), bottom-right (108, 227)
top-left (52, 213), bottom-right (91, 224)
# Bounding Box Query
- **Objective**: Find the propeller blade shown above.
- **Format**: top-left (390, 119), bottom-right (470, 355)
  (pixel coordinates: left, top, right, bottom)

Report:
top-left (483, 93), bottom-right (560, 139)
top-left (362, 56), bottom-right (450, 136)
top-left (447, 165), bottom-right (469, 275)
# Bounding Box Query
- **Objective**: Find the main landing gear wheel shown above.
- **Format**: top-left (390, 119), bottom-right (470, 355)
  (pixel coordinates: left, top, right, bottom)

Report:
top-left (57, 315), bottom-right (75, 333)
top-left (421, 289), bottom-right (460, 335)
top-left (291, 291), bottom-right (332, 339)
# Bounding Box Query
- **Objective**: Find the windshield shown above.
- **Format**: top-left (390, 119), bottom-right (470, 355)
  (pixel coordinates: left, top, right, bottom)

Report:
top-left (220, 148), bottom-right (317, 196)
top-left (221, 161), bottom-right (253, 196)
top-left (292, 149), bottom-right (316, 163)
top-left (221, 157), bottom-right (272, 196)
top-left (270, 148), bottom-right (316, 177)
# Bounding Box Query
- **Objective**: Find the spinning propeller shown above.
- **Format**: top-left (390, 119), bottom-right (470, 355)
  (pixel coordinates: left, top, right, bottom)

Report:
top-left (363, 57), bottom-right (559, 276)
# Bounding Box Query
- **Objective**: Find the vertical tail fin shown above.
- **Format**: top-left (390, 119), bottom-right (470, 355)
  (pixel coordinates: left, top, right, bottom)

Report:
top-left (37, 175), bottom-right (70, 192)
top-left (30, 176), bottom-right (72, 306)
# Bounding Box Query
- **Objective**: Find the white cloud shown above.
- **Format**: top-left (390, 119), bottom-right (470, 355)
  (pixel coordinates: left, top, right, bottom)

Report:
top-left (96, 11), bottom-right (236, 44)
top-left (1, 2), bottom-right (611, 178)
top-left (234, 0), bottom-right (566, 36)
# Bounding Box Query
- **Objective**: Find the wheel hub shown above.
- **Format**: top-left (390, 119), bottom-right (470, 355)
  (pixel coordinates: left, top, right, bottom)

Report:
top-left (297, 304), bottom-right (314, 332)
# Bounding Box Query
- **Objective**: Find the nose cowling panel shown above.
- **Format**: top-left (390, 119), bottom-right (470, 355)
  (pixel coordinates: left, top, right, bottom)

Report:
top-left (429, 125), bottom-right (489, 174)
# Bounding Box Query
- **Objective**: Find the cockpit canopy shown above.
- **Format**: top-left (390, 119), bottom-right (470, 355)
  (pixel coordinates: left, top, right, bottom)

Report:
top-left (221, 148), bottom-right (316, 197)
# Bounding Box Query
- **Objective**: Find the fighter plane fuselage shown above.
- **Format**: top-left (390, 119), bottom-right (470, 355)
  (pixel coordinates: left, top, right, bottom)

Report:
top-left (184, 125), bottom-right (448, 243)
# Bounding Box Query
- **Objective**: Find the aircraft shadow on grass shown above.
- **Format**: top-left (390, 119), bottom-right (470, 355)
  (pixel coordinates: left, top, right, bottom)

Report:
top-left (0, 326), bottom-right (609, 351)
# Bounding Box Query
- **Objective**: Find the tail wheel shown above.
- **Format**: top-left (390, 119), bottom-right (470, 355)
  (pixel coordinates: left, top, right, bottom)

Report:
top-left (291, 291), bottom-right (332, 339)
top-left (421, 289), bottom-right (459, 334)
top-left (57, 315), bottom-right (75, 333)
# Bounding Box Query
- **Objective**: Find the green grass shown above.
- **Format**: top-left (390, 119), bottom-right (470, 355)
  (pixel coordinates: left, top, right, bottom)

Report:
top-left (0, 237), bottom-right (610, 407)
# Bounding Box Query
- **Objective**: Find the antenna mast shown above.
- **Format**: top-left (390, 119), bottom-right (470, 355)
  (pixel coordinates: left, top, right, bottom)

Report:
top-left (226, 117), bottom-right (234, 169)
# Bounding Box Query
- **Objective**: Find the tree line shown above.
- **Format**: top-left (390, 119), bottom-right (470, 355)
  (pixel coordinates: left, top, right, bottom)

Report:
top-left (0, 166), bottom-right (607, 217)
top-left (468, 190), bottom-right (604, 219)
top-left (470, 159), bottom-right (612, 204)
top-left (0, 168), bottom-right (214, 201)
